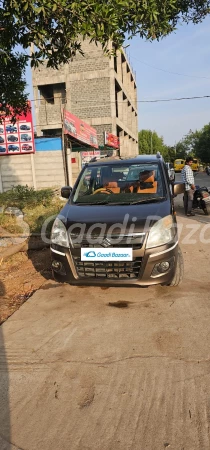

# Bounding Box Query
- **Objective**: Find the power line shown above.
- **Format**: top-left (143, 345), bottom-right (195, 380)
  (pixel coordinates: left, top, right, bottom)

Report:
top-left (29, 94), bottom-right (210, 104)
top-left (138, 95), bottom-right (210, 103)
top-left (129, 56), bottom-right (210, 81)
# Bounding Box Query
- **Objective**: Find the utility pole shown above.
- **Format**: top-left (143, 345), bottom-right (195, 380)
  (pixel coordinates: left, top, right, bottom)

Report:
top-left (61, 102), bottom-right (69, 186)
top-left (151, 132), bottom-right (153, 154)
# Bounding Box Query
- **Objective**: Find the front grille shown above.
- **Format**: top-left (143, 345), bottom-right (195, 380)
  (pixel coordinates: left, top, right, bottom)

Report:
top-left (73, 256), bottom-right (142, 280)
top-left (70, 233), bottom-right (145, 250)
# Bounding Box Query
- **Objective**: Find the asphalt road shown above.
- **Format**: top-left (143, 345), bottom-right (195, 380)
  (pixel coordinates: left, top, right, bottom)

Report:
top-left (175, 170), bottom-right (210, 187)
top-left (0, 174), bottom-right (210, 450)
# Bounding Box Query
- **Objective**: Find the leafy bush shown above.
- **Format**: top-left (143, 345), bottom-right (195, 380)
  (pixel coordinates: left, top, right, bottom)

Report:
top-left (0, 185), bottom-right (54, 210)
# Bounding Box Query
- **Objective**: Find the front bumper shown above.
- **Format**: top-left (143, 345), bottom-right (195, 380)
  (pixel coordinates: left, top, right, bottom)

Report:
top-left (50, 241), bottom-right (179, 287)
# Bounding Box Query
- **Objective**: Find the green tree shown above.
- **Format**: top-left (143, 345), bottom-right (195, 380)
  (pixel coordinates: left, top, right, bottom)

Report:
top-left (163, 146), bottom-right (176, 162)
top-left (174, 141), bottom-right (188, 160)
top-left (1, 0), bottom-right (210, 118)
top-left (138, 130), bottom-right (165, 155)
top-left (181, 129), bottom-right (201, 155)
top-left (0, 54), bottom-right (28, 120)
top-left (174, 129), bottom-right (202, 160)
top-left (194, 123), bottom-right (210, 163)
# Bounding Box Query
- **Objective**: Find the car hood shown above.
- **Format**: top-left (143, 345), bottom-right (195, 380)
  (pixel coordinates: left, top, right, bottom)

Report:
top-left (59, 200), bottom-right (171, 234)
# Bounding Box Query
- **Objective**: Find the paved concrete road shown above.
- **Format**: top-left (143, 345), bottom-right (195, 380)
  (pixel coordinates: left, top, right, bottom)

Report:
top-left (1, 215), bottom-right (210, 450)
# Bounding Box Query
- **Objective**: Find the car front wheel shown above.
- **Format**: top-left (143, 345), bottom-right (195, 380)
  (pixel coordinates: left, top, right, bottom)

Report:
top-left (164, 247), bottom-right (184, 287)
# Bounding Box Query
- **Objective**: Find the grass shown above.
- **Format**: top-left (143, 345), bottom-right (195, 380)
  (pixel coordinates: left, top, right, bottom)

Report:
top-left (0, 185), bottom-right (64, 236)
top-left (24, 199), bottom-right (63, 234)
top-left (0, 214), bottom-right (23, 235)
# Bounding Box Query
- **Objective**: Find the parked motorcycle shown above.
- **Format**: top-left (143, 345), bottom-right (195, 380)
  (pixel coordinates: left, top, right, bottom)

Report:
top-left (193, 186), bottom-right (210, 215)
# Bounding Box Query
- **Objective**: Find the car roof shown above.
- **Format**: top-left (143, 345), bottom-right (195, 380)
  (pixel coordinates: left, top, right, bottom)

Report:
top-left (87, 154), bottom-right (164, 167)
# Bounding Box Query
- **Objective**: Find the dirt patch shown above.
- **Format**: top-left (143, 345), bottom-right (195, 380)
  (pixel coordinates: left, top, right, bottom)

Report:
top-left (0, 248), bottom-right (51, 325)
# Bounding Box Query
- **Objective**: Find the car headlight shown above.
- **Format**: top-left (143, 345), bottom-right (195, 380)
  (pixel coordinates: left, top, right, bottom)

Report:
top-left (146, 215), bottom-right (177, 249)
top-left (51, 218), bottom-right (69, 248)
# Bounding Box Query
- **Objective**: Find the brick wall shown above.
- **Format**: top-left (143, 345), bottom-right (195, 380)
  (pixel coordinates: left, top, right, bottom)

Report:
top-left (0, 155), bottom-right (33, 191)
top-left (34, 151), bottom-right (65, 188)
top-left (39, 105), bottom-right (62, 127)
top-left (94, 124), bottom-right (113, 146)
top-left (69, 56), bottom-right (109, 74)
top-left (0, 151), bottom-right (65, 192)
top-left (69, 78), bottom-right (111, 120)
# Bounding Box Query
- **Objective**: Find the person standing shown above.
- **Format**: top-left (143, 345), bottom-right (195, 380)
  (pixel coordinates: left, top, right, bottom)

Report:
top-left (181, 156), bottom-right (196, 216)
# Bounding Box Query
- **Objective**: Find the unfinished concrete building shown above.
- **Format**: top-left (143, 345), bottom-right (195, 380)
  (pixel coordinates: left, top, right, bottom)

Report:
top-left (32, 41), bottom-right (138, 157)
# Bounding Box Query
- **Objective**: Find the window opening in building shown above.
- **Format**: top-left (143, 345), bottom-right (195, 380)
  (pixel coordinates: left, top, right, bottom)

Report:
top-left (39, 85), bottom-right (54, 104)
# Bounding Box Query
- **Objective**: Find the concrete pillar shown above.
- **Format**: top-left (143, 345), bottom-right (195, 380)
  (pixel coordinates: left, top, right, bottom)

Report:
top-left (127, 104), bottom-right (132, 132)
top-left (66, 147), bottom-right (72, 187)
top-left (110, 74), bottom-right (116, 119)
top-left (131, 110), bottom-right (136, 135)
top-left (122, 62), bottom-right (128, 90)
top-left (134, 85), bottom-right (137, 109)
top-left (121, 134), bottom-right (129, 157)
top-left (122, 97), bottom-right (127, 125)
top-left (117, 90), bottom-right (123, 122)
top-left (30, 153), bottom-right (37, 189)
top-left (130, 80), bottom-right (135, 104)
top-left (116, 51), bottom-right (122, 83)
top-left (33, 86), bottom-right (42, 137)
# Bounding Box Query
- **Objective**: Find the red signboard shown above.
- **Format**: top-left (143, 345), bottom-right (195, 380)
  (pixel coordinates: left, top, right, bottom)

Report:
top-left (64, 110), bottom-right (98, 149)
top-left (104, 131), bottom-right (120, 149)
top-left (0, 101), bottom-right (35, 156)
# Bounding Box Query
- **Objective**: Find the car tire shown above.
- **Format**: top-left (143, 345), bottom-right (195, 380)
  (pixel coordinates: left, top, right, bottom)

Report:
top-left (165, 247), bottom-right (184, 287)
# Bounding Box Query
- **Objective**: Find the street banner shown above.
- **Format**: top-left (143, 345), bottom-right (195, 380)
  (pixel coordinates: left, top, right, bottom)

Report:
top-left (64, 110), bottom-right (98, 149)
top-left (104, 131), bottom-right (120, 149)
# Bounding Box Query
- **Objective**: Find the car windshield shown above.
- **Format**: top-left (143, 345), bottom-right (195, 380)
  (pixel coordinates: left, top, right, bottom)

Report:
top-left (73, 162), bottom-right (166, 205)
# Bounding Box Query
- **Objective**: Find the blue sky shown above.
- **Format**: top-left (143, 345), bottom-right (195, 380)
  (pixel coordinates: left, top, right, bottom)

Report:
top-left (126, 16), bottom-right (210, 145)
top-left (25, 16), bottom-right (210, 145)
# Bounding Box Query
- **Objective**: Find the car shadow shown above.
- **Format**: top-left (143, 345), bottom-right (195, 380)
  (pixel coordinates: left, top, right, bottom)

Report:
top-left (0, 280), bottom-right (10, 450)
top-left (26, 222), bottom-right (53, 283)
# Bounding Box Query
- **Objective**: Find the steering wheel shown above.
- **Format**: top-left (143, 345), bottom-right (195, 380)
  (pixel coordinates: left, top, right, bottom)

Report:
top-left (93, 188), bottom-right (113, 195)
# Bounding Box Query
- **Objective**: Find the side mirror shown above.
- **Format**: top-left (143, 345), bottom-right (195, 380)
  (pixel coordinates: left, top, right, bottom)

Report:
top-left (171, 182), bottom-right (185, 196)
top-left (61, 186), bottom-right (72, 199)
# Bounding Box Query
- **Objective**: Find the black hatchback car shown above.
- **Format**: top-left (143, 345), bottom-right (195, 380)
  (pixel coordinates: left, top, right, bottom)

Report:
top-left (7, 135), bottom-right (18, 142)
top-left (51, 155), bottom-right (183, 287)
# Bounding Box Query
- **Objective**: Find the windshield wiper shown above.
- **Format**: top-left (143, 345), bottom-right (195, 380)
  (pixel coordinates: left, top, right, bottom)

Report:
top-left (129, 197), bottom-right (166, 205)
top-left (75, 201), bottom-right (110, 205)
top-left (74, 197), bottom-right (166, 206)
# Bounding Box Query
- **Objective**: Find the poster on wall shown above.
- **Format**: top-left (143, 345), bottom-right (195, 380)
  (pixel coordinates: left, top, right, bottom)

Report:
top-left (104, 131), bottom-right (120, 149)
top-left (81, 150), bottom-right (101, 167)
top-left (64, 110), bottom-right (98, 149)
top-left (0, 101), bottom-right (35, 156)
